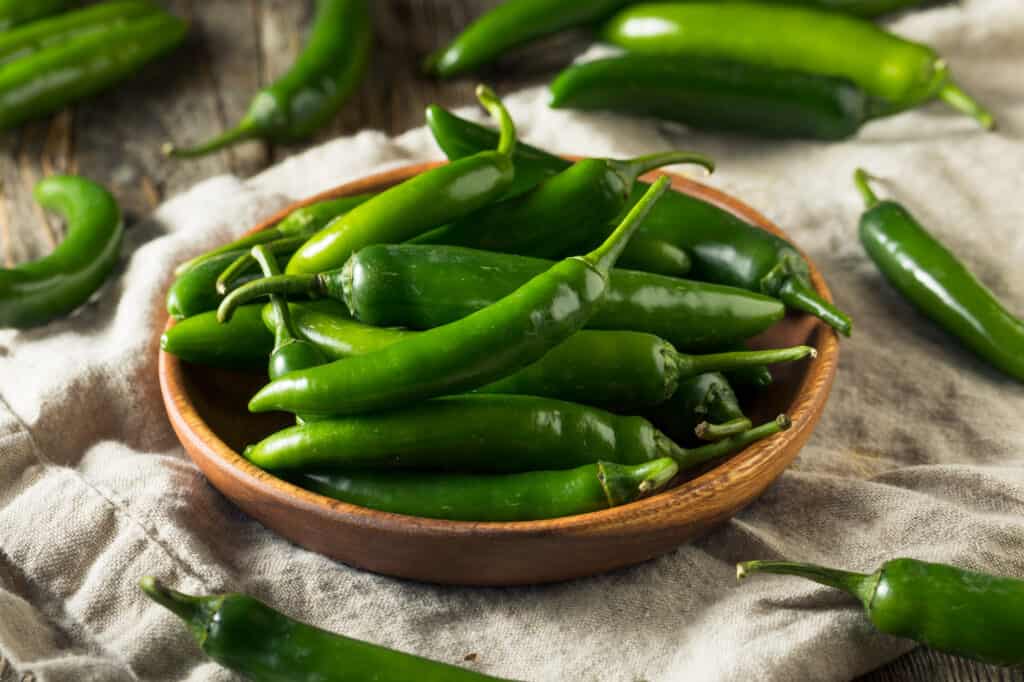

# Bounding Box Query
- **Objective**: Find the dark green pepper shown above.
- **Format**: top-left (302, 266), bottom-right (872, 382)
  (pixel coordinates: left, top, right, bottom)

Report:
top-left (166, 0), bottom-right (371, 156)
top-left (413, 150), bottom-right (712, 265)
top-left (0, 176), bottom-right (122, 328)
top-left (246, 394), bottom-right (790, 475)
top-left (0, 0), bottom-right (77, 32)
top-left (649, 372), bottom-right (752, 444)
top-left (286, 86), bottom-right (516, 275)
top-left (855, 169), bottom-right (1024, 382)
top-left (737, 559), bottom-right (1024, 667)
top-left (295, 458), bottom-right (681, 521)
top-left (236, 178), bottom-right (670, 417)
top-left (262, 302), bottom-right (811, 412)
top-left (549, 55), bottom-right (893, 140)
top-left (160, 306), bottom-right (274, 370)
top-left (603, 3), bottom-right (993, 129)
top-left (140, 577), bottom-right (515, 681)
top-left (0, 10), bottom-right (186, 130)
top-left (425, 105), bottom-right (852, 335)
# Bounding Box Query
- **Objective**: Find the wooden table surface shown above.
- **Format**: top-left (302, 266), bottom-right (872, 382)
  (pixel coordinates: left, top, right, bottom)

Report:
top-left (0, 2), bottom-right (1019, 681)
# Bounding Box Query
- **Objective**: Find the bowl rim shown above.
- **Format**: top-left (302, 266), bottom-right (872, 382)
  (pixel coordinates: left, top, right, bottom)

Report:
top-left (159, 161), bottom-right (839, 538)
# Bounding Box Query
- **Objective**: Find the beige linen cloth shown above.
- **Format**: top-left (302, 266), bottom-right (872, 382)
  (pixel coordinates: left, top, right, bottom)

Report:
top-left (2, 2), bottom-right (1023, 680)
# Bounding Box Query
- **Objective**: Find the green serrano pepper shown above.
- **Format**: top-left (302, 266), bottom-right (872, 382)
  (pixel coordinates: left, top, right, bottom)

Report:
top-left (161, 306), bottom-right (274, 370)
top-left (0, 0), bottom-right (77, 32)
top-left (412, 150), bottom-right (711, 268)
top-left (425, 105), bottom-right (852, 335)
top-left (0, 1), bottom-right (158, 67)
top-left (0, 10), bottom-right (186, 131)
top-left (295, 458), bottom-right (680, 521)
top-left (649, 372), bottom-right (752, 444)
top-left (603, 3), bottom-right (993, 129)
top-left (549, 55), bottom-right (893, 140)
top-left (166, 0), bottom-right (371, 156)
top-left (855, 170), bottom-right (1024, 382)
top-left (246, 395), bottom-right (790, 474)
top-left (239, 177), bottom-right (670, 417)
top-left (737, 559), bottom-right (1024, 667)
top-left (263, 302), bottom-right (812, 411)
top-left (286, 86), bottom-right (516, 275)
top-left (140, 577), bottom-right (516, 681)
top-left (1, 176), bottom-right (122, 328)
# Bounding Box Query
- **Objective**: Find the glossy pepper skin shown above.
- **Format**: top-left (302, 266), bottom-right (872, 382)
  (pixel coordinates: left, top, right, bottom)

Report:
top-left (0, 176), bottom-right (122, 328)
top-left (295, 458), bottom-right (680, 522)
top-left (0, 1), bottom-right (158, 67)
top-left (549, 55), bottom-right (892, 140)
top-left (425, 105), bottom-right (852, 335)
top-left (235, 178), bottom-right (670, 417)
top-left (0, 10), bottom-right (186, 130)
top-left (424, 0), bottom-right (632, 78)
top-left (167, 0), bottom-right (370, 156)
top-left (246, 395), bottom-right (790, 475)
top-left (0, 0), bottom-right (77, 31)
top-left (855, 170), bottom-right (1024, 382)
top-left (337, 244), bottom-right (784, 352)
top-left (160, 306), bottom-right (274, 370)
top-left (262, 303), bottom-right (810, 412)
top-left (286, 86), bottom-right (516, 275)
top-left (603, 3), bottom-right (994, 129)
top-left (413, 150), bottom-right (713, 263)
top-left (139, 577), bottom-right (515, 682)
top-left (764, 0), bottom-right (930, 15)
top-left (649, 372), bottom-right (753, 444)
top-left (737, 559), bottom-right (1024, 667)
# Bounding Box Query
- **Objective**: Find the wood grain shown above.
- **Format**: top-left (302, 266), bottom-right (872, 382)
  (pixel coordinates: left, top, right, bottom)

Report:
top-left (2, 1), bottom-right (1010, 679)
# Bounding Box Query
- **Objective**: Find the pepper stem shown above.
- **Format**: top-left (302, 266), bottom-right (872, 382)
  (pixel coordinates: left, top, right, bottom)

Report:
top-left (670, 414), bottom-right (790, 472)
top-left (695, 417), bottom-right (753, 441)
top-left (853, 168), bottom-right (881, 209)
top-left (938, 81), bottom-right (996, 131)
top-left (252, 245), bottom-right (300, 347)
top-left (217, 273), bottom-right (319, 323)
top-left (163, 120), bottom-right (260, 159)
top-left (216, 234), bottom-right (310, 295)
top-left (175, 226), bottom-right (286, 276)
top-left (736, 560), bottom-right (877, 609)
top-left (475, 85), bottom-right (516, 157)
top-left (778, 279), bottom-right (853, 337)
top-left (138, 576), bottom-right (219, 645)
top-left (586, 176), bottom-right (670, 273)
top-left (676, 345), bottom-right (816, 380)
top-left (599, 458), bottom-right (679, 506)
top-left (619, 151), bottom-right (714, 184)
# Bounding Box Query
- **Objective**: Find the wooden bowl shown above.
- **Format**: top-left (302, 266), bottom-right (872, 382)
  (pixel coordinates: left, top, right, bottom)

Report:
top-left (159, 162), bottom-right (839, 586)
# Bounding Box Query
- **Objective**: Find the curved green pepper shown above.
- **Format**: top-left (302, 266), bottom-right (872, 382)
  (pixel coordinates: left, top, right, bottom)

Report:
top-left (737, 559), bottom-right (1024, 667)
top-left (0, 0), bottom-right (77, 32)
top-left (603, 3), bottom-right (993, 128)
top-left (0, 10), bottom-right (186, 130)
top-left (235, 178), bottom-right (670, 417)
top-left (246, 395), bottom-right (790, 475)
top-left (295, 458), bottom-right (680, 521)
top-left (285, 86), bottom-right (517, 275)
top-left (855, 169), bottom-right (1024, 382)
top-left (160, 306), bottom-right (273, 370)
top-left (140, 577), bottom-right (515, 681)
top-left (166, 0), bottom-right (371, 156)
top-left (425, 105), bottom-right (852, 334)
top-left (0, 176), bottom-right (122, 328)
top-left (550, 55), bottom-right (893, 140)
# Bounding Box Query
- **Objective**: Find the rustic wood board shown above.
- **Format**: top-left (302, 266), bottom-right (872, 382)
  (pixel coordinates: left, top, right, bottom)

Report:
top-left (0, 1), bottom-right (1017, 680)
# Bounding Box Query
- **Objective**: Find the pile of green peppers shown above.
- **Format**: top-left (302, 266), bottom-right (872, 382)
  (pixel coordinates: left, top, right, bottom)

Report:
top-left (161, 88), bottom-right (819, 525)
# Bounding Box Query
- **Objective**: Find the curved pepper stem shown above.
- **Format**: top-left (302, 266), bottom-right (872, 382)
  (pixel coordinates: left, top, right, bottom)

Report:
top-left (218, 273), bottom-right (320, 323)
top-left (853, 168), bottom-right (881, 209)
top-left (139, 576), bottom-right (220, 645)
top-left (616, 151), bottom-right (714, 185)
top-left (670, 414), bottom-right (790, 472)
top-left (216, 234), bottom-right (312, 295)
top-left (933, 61), bottom-right (995, 130)
top-left (586, 176), bottom-right (670, 273)
top-left (252, 245), bottom-right (299, 346)
top-left (736, 560), bottom-right (877, 609)
top-left (599, 458), bottom-right (679, 506)
top-left (695, 416), bottom-right (753, 441)
top-left (475, 84), bottom-right (516, 157)
top-left (163, 119), bottom-right (261, 159)
top-left (778, 279), bottom-right (853, 336)
top-left (675, 345), bottom-right (816, 380)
